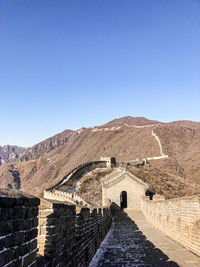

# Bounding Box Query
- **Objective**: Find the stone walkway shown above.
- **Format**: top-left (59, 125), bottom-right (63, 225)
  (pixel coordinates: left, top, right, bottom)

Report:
top-left (89, 208), bottom-right (200, 267)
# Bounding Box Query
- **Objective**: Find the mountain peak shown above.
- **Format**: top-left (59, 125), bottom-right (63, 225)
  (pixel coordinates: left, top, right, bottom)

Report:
top-left (102, 116), bottom-right (161, 127)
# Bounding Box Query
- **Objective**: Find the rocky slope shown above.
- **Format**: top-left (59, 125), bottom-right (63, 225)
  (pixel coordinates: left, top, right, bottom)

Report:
top-left (0, 116), bottom-right (200, 199)
top-left (0, 145), bottom-right (27, 165)
top-left (19, 129), bottom-right (74, 162)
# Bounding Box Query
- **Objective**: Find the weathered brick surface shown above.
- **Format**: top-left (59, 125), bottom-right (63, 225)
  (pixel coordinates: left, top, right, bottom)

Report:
top-left (37, 199), bottom-right (111, 267)
top-left (141, 194), bottom-right (200, 256)
top-left (0, 189), bottom-right (39, 267)
top-left (0, 189), bottom-right (111, 267)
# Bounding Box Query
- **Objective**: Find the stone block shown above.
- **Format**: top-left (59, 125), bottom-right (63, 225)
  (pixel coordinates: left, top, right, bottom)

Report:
top-left (0, 248), bottom-right (14, 266)
top-left (0, 208), bottom-right (9, 221)
top-left (30, 239), bottom-right (37, 251)
top-left (23, 251), bottom-right (36, 267)
top-left (26, 207), bottom-right (38, 218)
top-left (32, 217), bottom-right (38, 227)
top-left (8, 208), bottom-right (15, 220)
top-left (14, 206), bottom-right (26, 218)
top-left (5, 232), bottom-right (25, 247)
top-left (0, 220), bottom-right (13, 235)
top-left (37, 235), bottom-right (46, 244)
top-left (0, 237), bottom-right (5, 250)
top-left (58, 216), bottom-right (66, 225)
top-left (13, 218), bottom-right (32, 231)
top-left (14, 259), bottom-right (22, 267)
top-left (24, 228), bottom-right (38, 242)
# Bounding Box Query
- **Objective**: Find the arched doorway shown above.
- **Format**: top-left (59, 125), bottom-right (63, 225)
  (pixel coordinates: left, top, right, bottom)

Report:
top-left (120, 191), bottom-right (127, 209)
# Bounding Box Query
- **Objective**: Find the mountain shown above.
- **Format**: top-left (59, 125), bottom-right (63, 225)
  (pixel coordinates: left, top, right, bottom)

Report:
top-left (0, 145), bottom-right (27, 165)
top-left (167, 120), bottom-right (200, 129)
top-left (0, 116), bottom-right (200, 199)
top-left (19, 129), bottom-right (74, 162)
top-left (102, 116), bottom-right (161, 127)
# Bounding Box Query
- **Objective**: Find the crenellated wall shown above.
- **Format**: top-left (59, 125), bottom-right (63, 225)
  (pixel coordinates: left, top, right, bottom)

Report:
top-left (0, 189), bottom-right (39, 267)
top-left (0, 189), bottom-right (112, 267)
top-left (37, 198), bottom-right (112, 267)
top-left (43, 189), bottom-right (90, 206)
top-left (48, 160), bottom-right (107, 191)
top-left (141, 195), bottom-right (200, 256)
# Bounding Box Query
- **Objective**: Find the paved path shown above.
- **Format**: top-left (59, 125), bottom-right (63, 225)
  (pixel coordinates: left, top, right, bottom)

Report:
top-left (89, 208), bottom-right (200, 267)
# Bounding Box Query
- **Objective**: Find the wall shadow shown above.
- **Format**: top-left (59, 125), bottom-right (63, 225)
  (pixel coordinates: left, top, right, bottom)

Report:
top-left (105, 203), bottom-right (180, 267)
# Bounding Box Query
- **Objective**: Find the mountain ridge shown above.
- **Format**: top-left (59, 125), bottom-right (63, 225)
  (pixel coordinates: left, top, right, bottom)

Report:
top-left (0, 116), bottom-right (200, 199)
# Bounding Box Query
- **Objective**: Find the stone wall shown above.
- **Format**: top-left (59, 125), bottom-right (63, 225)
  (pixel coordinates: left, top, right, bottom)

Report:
top-left (49, 161), bottom-right (107, 191)
top-left (0, 190), bottom-right (112, 267)
top-left (37, 199), bottom-right (76, 266)
top-left (37, 198), bottom-right (112, 267)
top-left (141, 195), bottom-right (200, 256)
top-left (0, 189), bottom-right (39, 267)
top-left (75, 206), bottom-right (111, 266)
top-left (43, 189), bottom-right (89, 206)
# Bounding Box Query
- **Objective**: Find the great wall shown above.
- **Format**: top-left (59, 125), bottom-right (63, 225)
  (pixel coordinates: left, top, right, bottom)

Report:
top-left (0, 133), bottom-right (200, 266)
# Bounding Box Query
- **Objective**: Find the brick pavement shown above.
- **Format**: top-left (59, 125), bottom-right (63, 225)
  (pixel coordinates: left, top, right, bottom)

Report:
top-left (89, 207), bottom-right (200, 267)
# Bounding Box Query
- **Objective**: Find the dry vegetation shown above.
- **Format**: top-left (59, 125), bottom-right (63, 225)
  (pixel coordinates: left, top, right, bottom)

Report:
top-left (128, 163), bottom-right (200, 199)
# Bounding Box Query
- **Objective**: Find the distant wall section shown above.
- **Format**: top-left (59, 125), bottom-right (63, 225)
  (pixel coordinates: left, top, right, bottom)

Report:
top-left (48, 160), bottom-right (108, 191)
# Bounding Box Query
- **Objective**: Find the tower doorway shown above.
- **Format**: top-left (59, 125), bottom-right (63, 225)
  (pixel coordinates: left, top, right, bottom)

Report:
top-left (120, 191), bottom-right (127, 209)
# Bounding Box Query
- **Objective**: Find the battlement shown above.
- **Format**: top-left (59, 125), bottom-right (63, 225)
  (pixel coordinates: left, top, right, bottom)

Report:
top-left (100, 157), bottom-right (116, 168)
top-left (0, 189), bottom-right (112, 267)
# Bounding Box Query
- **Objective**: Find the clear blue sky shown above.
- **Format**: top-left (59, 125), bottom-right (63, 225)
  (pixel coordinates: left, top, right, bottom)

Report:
top-left (0, 0), bottom-right (200, 147)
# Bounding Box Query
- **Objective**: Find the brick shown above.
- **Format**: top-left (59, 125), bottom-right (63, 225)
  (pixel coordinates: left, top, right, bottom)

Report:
top-left (30, 239), bottom-right (37, 251)
top-left (23, 251), bottom-right (36, 267)
top-left (31, 217), bottom-right (38, 227)
top-left (26, 207), bottom-right (38, 218)
top-left (14, 259), bottom-right (22, 267)
top-left (0, 221), bottom-right (13, 235)
top-left (5, 232), bottom-right (25, 247)
top-left (0, 248), bottom-right (14, 266)
top-left (24, 228), bottom-right (38, 242)
top-left (14, 206), bottom-right (26, 218)
top-left (37, 235), bottom-right (46, 244)
top-left (0, 237), bottom-right (5, 250)
top-left (0, 208), bottom-right (9, 221)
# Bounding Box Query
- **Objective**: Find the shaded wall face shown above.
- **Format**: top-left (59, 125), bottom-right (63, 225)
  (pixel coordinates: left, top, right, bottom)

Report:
top-left (0, 190), bottom-right (112, 267)
top-left (0, 190), bottom-right (40, 267)
top-left (102, 174), bottom-right (146, 209)
top-left (37, 199), bottom-right (112, 267)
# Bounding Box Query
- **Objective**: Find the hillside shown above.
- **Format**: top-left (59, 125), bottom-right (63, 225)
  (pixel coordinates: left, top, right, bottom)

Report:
top-left (167, 120), bottom-right (200, 129)
top-left (19, 129), bottom-right (74, 162)
top-left (0, 116), bottom-right (200, 199)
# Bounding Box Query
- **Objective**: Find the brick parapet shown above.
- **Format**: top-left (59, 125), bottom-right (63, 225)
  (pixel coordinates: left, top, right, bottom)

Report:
top-left (37, 198), bottom-right (112, 267)
top-left (141, 194), bottom-right (200, 256)
top-left (0, 189), bottom-right (40, 267)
